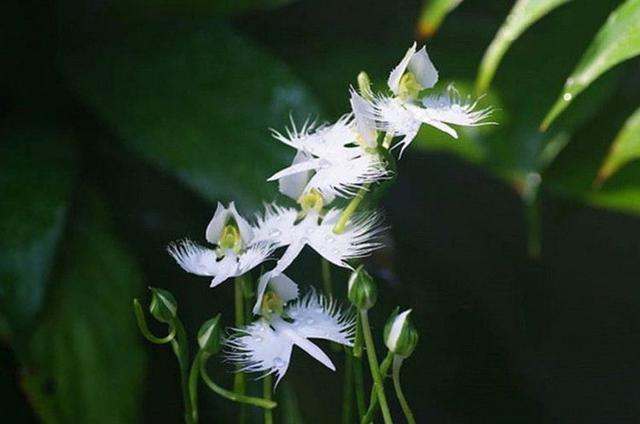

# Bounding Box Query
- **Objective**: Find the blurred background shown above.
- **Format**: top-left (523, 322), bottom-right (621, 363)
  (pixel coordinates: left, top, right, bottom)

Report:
top-left (2, 0), bottom-right (640, 423)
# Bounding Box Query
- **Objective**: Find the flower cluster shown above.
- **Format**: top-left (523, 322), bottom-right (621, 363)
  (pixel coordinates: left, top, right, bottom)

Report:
top-left (168, 43), bottom-right (491, 385)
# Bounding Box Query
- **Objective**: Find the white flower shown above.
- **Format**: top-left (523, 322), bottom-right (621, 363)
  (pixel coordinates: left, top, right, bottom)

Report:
top-left (225, 291), bottom-right (355, 386)
top-left (269, 115), bottom-right (388, 203)
top-left (250, 204), bottom-right (384, 313)
top-left (369, 43), bottom-right (493, 155)
top-left (168, 202), bottom-right (275, 288)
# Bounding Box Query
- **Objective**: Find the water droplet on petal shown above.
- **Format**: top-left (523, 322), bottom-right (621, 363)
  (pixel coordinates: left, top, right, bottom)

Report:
top-left (306, 317), bottom-right (315, 325)
top-left (305, 227), bottom-right (317, 235)
top-left (274, 357), bottom-right (286, 368)
top-left (325, 235), bottom-right (335, 243)
top-left (563, 93), bottom-right (572, 102)
top-left (269, 229), bottom-right (281, 237)
top-left (331, 248), bottom-right (340, 255)
top-left (254, 336), bottom-right (263, 342)
top-left (289, 310), bottom-right (299, 317)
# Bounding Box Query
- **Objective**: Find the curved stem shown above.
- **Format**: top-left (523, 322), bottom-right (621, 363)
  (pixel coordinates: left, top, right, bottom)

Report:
top-left (362, 350), bottom-right (394, 424)
top-left (199, 353), bottom-right (277, 409)
top-left (360, 310), bottom-right (393, 424)
top-left (133, 299), bottom-right (176, 344)
top-left (188, 351), bottom-right (202, 424)
top-left (392, 356), bottom-right (416, 424)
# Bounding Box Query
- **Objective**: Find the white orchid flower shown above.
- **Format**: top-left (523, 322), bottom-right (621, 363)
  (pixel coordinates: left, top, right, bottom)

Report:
top-left (225, 290), bottom-right (355, 386)
top-left (269, 115), bottom-right (387, 203)
top-left (367, 43), bottom-right (492, 155)
top-left (250, 203), bottom-right (384, 314)
top-left (168, 202), bottom-right (274, 288)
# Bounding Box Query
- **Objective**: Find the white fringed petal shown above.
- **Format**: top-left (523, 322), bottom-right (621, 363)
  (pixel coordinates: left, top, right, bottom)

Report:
top-left (226, 292), bottom-right (355, 386)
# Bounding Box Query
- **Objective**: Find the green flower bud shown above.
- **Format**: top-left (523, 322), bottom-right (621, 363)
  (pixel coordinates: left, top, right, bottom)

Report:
top-left (357, 71), bottom-right (374, 101)
top-left (384, 309), bottom-right (418, 358)
top-left (149, 287), bottom-right (177, 324)
top-left (198, 314), bottom-right (223, 355)
top-left (348, 265), bottom-right (377, 310)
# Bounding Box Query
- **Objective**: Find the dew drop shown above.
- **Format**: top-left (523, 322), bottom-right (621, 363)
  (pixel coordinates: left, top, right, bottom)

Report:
top-left (306, 317), bottom-right (315, 325)
top-left (289, 310), bottom-right (299, 318)
top-left (305, 227), bottom-right (317, 235)
top-left (331, 248), bottom-right (340, 255)
top-left (269, 229), bottom-right (282, 237)
top-left (563, 93), bottom-right (572, 102)
top-left (274, 357), bottom-right (286, 368)
top-left (325, 235), bottom-right (335, 243)
top-left (254, 336), bottom-right (263, 342)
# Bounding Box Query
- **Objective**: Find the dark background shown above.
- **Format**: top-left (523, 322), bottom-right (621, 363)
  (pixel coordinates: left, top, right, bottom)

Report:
top-left (2, 0), bottom-right (639, 423)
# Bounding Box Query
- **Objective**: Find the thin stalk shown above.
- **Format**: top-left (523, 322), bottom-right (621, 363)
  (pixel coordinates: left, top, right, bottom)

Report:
top-left (188, 351), bottom-right (202, 424)
top-left (354, 354), bottom-right (366, 420)
top-left (342, 351), bottom-right (354, 424)
top-left (392, 356), bottom-right (416, 424)
top-left (360, 310), bottom-right (393, 424)
top-left (333, 185), bottom-right (369, 234)
top-left (321, 258), bottom-right (333, 297)
top-left (362, 350), bottom-right (394, 423)
top-left (234, 276), bottom-right (247, 424)
top-left (263, 374), bottom-right (274, 424)
top-left (199, 353), bottom-right (277, 409)
top-left (171, 319), bottom-right (195, 424)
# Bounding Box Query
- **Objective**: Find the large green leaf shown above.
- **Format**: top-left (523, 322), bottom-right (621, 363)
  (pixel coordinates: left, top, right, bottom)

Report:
top-left (475, 0), bottom-right (571, 93)
top-left (62, 22), bottom-right (320, 207)
top-left (596, 106), bottom-right (640, 184)
top-left (541, 0), bottom-right (640, 129)
top-left (416, 0), bottom-right (463, 39)
top-left (0, 124), bottom-right (76, 338)
top-left (22, 192), bottom-right (146, 424)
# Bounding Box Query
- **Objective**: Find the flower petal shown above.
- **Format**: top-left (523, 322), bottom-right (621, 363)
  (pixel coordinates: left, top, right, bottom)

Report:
top-left (167, 239), bottom-right (220, 276)
top-left (252, 203), bottom-right (299, 247)
top-left (286, 292), bottom-right (355, 346)
top-left (275, 151), bottom-right (314, 201)
top-left (228, 201), bottom-right (254, 242)
top-left (408, 46), bottom-right (438, 89)
top-left (276, 322), bottom-right (336, 371)
top-left (269, 273), bottom-right (299, 303)
top-left (205, 202), bottom-right (229, 244)
top-left (350, 89), bottom-right (378, 148)
top-left (388, 42), bottom-right (417, 95)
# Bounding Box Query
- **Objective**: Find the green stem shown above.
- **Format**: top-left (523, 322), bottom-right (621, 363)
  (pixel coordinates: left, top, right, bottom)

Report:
top-left (525, 195), bottom-right (541, 259)
top-left (171, 319), bottom-right (195, 424)
top-left (199, 353), bottom-right (277, 409)
top-left (234, 276), bottom-right (247, 424)
top-left (263, 374), bottom-right (274, 424)
top-left (334, 185), bottom-right (369, 234)
top-left (188, 351), bottom-right (202, 424)
top-left (392, 356), bottom-right (416, 424)
top-left (360, 310), bottom-right (393, 424)
top-left (133, 299), bottom-right (176, 344)
top-left (342, 351), bottom-right (355, 424)
top-left (354, 354), bottom-right (366, 420)
top-left (362, 350), bottom-right (394, 424)
top-left (321, 258), bottom-right (333, 297)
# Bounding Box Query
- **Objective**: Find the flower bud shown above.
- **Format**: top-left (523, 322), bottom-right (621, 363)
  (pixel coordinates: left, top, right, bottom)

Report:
top-left (384, 309), bottom-right (418, 358)
top-left (357, 71), bottom-right (374, 101)
top-left (348, 265), bottom-right (377, 310)
top-left (149, 287), bottom-right (177, 324)
top-left (198, 314), bottom-right (223, 355)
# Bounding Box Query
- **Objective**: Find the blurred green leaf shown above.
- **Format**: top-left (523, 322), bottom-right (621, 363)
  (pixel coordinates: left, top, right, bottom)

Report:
top-left (0, 124), bottom-right (76, 338)
top-left (541, 0), bottom-right (640, 129)
top-left (22, 191), bottom-right (146, 424)
top-left (61, 22), bottom-right (320, 207)
top-left (476, 0), bottom-right (571, 93)
top-left (596, 106), bottom-right (640, 185)
top-left (416, 0), bottom-right (463, 40)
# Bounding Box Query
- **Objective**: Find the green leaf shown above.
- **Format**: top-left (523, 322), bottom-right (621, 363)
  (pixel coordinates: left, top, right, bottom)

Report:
top-left (22, 191), bottom-right (146, 424)
top-left (475, 0), bottom-right (571, 93)
top-left (596, 107), bottom-right (640, 185)
top-left (541, 0), bottom-right (640, 129)
top-left (61, 22), bottom-right (320, 208)
top-left (416, 0), bottom-right (463, 39)
top-left (0, 123), bottom-right (76, 338)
